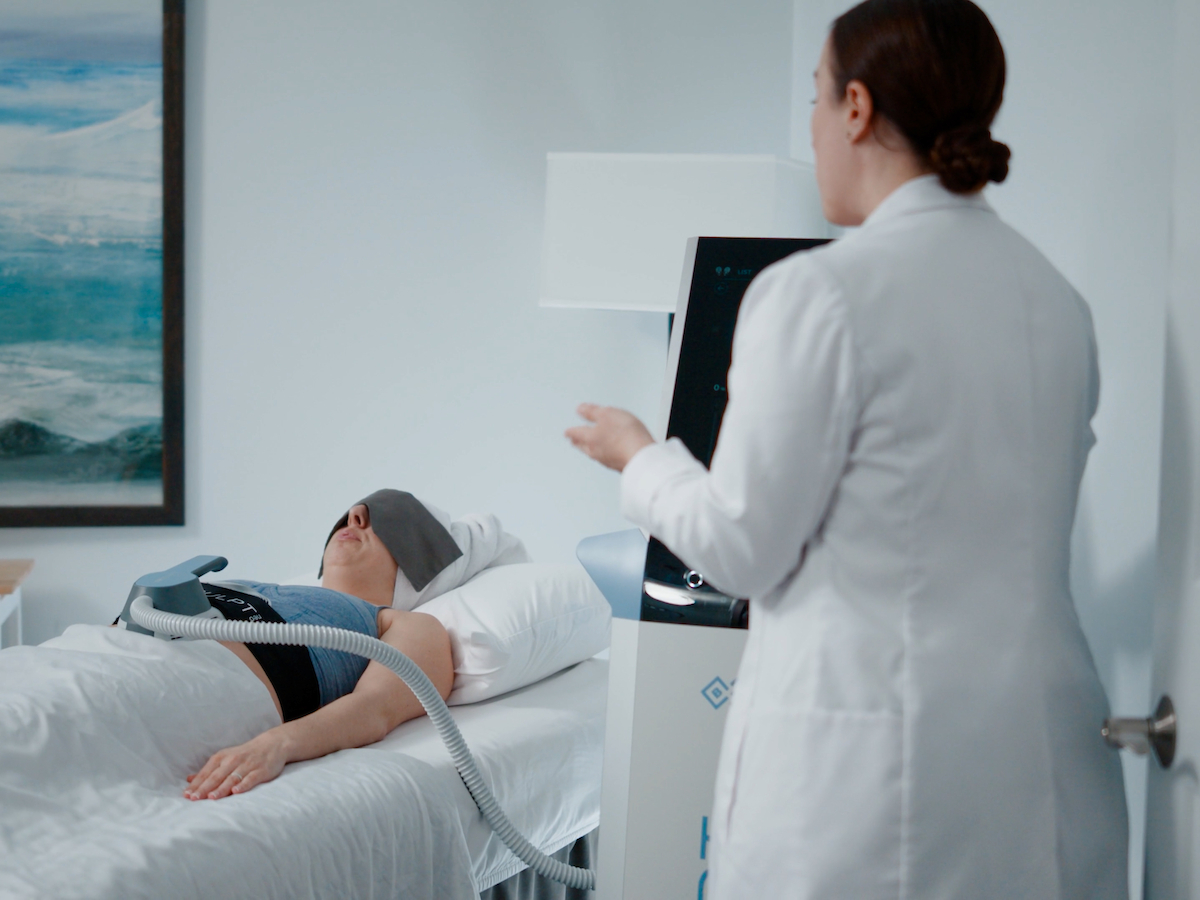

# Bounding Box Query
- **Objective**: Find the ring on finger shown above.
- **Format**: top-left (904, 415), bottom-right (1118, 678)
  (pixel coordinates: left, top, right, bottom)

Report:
top-left (231, 771), bottom-right (243, 782)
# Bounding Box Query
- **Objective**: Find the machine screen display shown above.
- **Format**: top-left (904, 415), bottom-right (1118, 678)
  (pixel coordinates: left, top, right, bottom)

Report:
top-left (644, 236), bottom-right (829, 628)
top-left (667, 237), bottom-right (829, 465)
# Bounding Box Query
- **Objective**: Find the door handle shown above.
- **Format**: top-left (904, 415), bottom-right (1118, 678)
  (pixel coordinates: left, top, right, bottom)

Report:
top-left (1102, 695), bottom-right (1176, 768)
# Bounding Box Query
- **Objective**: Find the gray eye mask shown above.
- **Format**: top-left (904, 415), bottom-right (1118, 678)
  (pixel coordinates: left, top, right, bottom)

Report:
top-left (318, 489), bottom-right (463, 591)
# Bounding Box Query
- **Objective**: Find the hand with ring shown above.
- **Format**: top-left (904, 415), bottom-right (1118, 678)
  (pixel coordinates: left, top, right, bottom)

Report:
top-left (185, 731), bottom-right (290, 800)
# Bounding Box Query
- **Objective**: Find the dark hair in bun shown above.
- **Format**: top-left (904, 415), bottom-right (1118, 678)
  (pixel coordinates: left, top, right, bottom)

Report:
top-left (830, 0), bottom-right (1011, 193)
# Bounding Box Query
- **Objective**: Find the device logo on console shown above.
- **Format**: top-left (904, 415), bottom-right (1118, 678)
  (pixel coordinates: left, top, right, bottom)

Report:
top-left (702, 676), bottom-right (735, 710)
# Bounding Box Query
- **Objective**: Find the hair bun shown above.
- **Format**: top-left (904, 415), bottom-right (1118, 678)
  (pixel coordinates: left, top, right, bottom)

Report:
top-left (929, 124), bottom-right (1010, 193)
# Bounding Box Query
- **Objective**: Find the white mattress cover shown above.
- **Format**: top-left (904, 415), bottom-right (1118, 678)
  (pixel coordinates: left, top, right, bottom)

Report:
top-left (381, 655), bottom-right (606, 889)
top-left (0, 625), bottom-right (606, 899)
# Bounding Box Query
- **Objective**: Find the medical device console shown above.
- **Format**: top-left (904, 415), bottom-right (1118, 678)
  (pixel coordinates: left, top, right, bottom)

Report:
top-left (579, 234), bottom-right (830, 900)
top-left (642, 236), bottom-right (830, 627)
top-left (120, 557), bottom-right (594, 891)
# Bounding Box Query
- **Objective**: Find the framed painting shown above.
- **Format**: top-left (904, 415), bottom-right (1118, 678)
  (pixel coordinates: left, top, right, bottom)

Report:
top-left (0, 0), bottom-right (184, 526)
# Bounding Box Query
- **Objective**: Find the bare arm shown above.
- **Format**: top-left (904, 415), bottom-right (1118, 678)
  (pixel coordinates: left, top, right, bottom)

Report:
top-left (186, 609), bottom-right (453, 800)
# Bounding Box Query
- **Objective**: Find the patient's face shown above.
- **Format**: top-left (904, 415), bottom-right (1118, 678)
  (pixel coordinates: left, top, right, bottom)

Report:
top-left (320, 504), bottom-right (399, 606)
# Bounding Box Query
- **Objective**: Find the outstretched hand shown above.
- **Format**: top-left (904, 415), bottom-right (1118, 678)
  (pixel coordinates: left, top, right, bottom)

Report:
top-left (185, 730), bottom-right (289, 800)
top-left (565, 403), bottom-right (655, 472)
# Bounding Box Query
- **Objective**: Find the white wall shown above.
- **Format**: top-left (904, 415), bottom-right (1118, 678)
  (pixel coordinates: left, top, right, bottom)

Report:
top-left (790, 1), bottom-right (1172, 893)
top-left (1143, 0), bottom-right (1200, 893)
top-left (1, 0), bottom-right (794, 640)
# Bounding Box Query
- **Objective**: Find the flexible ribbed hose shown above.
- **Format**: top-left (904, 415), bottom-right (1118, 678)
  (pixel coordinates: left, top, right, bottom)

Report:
top-left (129, 596), bottom-right (596, 891)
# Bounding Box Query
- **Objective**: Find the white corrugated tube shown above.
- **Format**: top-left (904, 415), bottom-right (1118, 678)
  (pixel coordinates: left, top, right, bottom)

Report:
top-left (129, 595), bottom-right (596, 891)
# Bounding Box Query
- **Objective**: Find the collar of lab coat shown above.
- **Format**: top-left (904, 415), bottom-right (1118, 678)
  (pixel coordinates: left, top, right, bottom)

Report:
top-left (861, 173), bottom-right (994, 229)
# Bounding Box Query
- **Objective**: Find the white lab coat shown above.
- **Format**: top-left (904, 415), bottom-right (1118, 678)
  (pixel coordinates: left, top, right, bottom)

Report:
top-left (621, 175), bottom-right (1128, 899)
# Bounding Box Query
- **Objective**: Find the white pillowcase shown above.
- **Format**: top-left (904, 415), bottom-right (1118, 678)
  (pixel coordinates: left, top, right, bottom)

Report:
top-left (417, 563), bottom-right (611, 706)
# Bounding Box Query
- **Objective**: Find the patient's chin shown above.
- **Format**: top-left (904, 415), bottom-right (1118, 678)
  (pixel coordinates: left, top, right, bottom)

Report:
top-left (321, 546), bottom-right (356, 571)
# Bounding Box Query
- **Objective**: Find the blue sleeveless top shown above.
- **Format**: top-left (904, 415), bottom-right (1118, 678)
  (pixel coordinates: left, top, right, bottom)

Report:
top-left (231, 581), bottom-right (381, 707)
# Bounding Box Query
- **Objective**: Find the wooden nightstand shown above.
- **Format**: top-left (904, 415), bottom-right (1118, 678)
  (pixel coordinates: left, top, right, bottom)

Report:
top-left (0, 559), bottom-right (33, 648)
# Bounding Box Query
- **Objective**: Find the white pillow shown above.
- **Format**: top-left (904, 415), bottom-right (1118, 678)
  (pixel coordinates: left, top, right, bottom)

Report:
top-left (417, 562), bottom-right (611, 705)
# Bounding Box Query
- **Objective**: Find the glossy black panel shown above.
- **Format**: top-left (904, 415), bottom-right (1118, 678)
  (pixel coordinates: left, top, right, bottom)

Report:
top-left (644, 236), bottom-right (830, 627)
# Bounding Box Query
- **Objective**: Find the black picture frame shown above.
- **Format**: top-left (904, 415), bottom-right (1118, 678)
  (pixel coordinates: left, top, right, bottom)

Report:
top-left (0, 1), bottom-right (185, 528)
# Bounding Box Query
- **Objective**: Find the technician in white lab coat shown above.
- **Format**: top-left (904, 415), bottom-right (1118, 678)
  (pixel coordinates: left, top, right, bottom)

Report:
top-left (566, 0), bottom-right (1129, 896)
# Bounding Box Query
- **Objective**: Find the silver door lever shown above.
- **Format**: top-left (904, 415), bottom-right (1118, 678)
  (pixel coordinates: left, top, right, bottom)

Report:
top-left (1102, 695), bottom-right (1176, 768)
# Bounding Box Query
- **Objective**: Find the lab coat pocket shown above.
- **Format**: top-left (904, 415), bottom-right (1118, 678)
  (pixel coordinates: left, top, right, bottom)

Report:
top-left (718, 706), bottom-right (903, 900)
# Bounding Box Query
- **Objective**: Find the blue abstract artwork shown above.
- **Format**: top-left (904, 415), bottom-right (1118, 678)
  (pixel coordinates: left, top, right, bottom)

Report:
top-left (0, 4), bottom-right (166, 509)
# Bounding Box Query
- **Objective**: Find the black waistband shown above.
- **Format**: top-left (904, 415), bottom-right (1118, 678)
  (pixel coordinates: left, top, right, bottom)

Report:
top-left (202, 584), bottom-right (321, 722)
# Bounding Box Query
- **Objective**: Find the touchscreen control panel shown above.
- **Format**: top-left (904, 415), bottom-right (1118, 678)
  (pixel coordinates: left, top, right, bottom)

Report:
top-left (642, 236), bottom-right (830, 628)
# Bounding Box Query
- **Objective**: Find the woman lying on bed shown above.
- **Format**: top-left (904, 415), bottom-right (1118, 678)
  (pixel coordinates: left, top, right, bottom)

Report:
top-left (174, 489), bottom-right (526, 802)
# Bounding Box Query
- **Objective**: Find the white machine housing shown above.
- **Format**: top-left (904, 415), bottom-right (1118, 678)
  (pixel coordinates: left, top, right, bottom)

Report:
top-left (597, 617), bottom-right (745, 899)
top-left (585, 231), bottom-right (829, 899)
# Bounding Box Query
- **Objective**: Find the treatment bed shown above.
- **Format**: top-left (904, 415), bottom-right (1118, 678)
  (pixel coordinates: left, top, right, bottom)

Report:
top-left (0, 623), bottom-right (605, 899)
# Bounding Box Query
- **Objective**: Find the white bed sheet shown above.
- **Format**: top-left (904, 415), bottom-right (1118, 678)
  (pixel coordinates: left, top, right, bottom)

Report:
top-left (0, 625), bottom-right (606, 899)
top-left (379, 653), bottom-right (606, 890)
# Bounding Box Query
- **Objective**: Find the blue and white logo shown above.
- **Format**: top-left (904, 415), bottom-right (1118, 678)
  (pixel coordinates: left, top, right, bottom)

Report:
top-left (701, 677), bottom-right (732, 710)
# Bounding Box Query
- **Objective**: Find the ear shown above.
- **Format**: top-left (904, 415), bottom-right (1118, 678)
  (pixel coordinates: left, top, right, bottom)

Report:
top-left (843, 78), bottom-right (875, 144)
